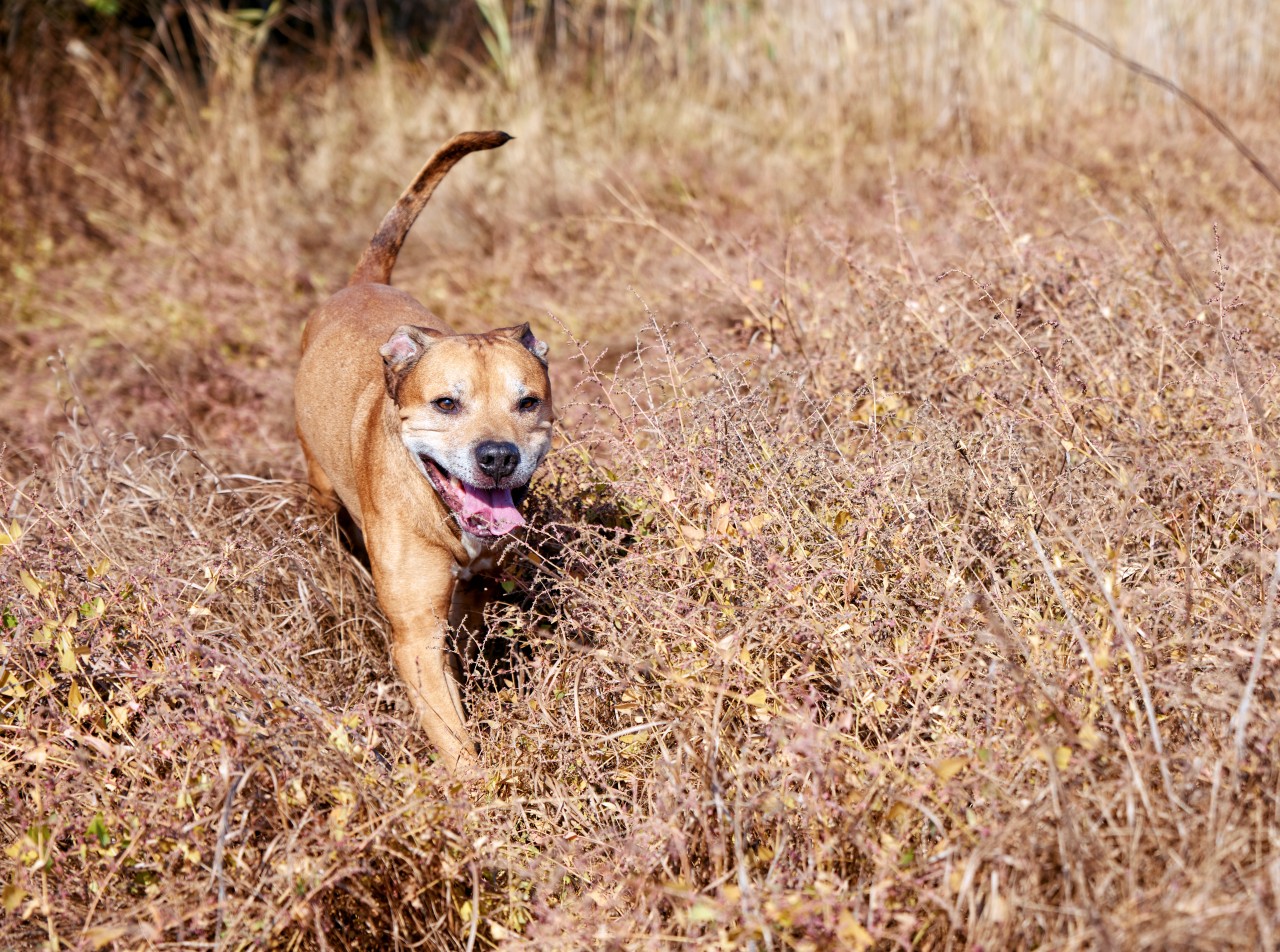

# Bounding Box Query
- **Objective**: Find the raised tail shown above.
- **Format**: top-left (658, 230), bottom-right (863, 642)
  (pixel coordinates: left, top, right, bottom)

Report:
top-left (348, 130), bottom-right (513, 287)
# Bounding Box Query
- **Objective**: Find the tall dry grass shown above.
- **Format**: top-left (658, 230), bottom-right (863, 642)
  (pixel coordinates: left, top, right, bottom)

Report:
top-left (4, 1), bottom-right (1280, 948)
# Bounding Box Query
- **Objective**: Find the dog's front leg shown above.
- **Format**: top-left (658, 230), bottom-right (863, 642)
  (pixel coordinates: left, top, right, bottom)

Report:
top-left (366, 523), bottom-right (475, 770)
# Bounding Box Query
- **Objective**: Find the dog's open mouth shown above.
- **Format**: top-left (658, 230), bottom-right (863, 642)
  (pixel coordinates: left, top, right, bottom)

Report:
top-left (420, 456), bottom-right (526, 537)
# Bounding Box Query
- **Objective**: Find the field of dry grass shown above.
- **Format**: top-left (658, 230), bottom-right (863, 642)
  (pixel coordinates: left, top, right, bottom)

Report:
top-left (4, 2), bottom-right (1280, 948)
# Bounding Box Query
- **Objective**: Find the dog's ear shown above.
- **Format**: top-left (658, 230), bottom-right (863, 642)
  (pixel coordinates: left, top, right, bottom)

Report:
top-left (494, 323), bottom-right (549, 364)
top-left (380, 325), bottom-right (444, 402)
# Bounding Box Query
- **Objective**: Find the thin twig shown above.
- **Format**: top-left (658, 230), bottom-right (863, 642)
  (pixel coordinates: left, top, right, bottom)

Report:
top-left (211, 764), bottom-right (253, 947)
top-left (1230, 548), bottom-right (1280, 757)
top-left (464, 861), bottom-right (480, 952)
top-left (1020, 2), bottom-right (1280, 199)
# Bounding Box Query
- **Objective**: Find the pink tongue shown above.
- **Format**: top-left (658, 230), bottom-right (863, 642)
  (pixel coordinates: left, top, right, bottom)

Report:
top-left (457, 484), bottom-right (525, 535)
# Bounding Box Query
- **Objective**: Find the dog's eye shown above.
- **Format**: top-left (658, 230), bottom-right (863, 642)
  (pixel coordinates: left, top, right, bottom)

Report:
top-left (517, 396), bottom-right (540, 412)
top-left (434, 397), bottom-right (457, 413)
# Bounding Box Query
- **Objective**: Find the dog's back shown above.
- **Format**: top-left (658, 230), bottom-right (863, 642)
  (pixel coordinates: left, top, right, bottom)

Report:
top-left (295, 285), bottom-right (443, 523)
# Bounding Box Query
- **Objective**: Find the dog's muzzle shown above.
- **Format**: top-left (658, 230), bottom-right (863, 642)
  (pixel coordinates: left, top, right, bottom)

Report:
top-left (419, 454), bottom-right (527, 537)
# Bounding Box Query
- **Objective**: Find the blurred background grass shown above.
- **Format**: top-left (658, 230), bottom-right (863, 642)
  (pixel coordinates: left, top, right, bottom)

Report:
top-left (3, 0), bottom-right (1279, 462)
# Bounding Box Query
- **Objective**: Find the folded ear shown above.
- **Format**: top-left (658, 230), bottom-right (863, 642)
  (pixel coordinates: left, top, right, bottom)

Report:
top-left (494, 323), bottom-right (549, 364)
top-left (379, 325), bottom-right (444, 402)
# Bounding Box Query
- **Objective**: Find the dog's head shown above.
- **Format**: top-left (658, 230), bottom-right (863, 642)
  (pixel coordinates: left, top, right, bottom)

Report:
top-left (379, 323), bottom-right (552, 538)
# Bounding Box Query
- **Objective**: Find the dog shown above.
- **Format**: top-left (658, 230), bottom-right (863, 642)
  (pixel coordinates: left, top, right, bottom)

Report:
top-left (294, 131), bottom-right (552, 770)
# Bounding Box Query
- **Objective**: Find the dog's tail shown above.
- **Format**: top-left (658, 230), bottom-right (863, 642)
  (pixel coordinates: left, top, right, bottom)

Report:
top-left (348, 130), bottom-right (513, 287)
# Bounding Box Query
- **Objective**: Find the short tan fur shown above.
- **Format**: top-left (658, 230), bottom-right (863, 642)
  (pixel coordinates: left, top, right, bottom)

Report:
top-left (294, 131), bottom-right (551, 770)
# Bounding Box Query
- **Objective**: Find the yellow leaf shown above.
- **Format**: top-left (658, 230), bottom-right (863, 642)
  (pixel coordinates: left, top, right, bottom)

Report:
top-left (744, 689), bottom-right (768, 707)
top-left (1078, 723), bottom-right (1101, 751)
top-left (67, 682), bottom-right (84, 717)
top-left (87, 558), bottom-right (110, 580)
top-left (687, 900), bottom-right (718, 923)
top-left (749, 278), bottom-right (765, 292)
top-left (1055, 745), bottom-right (1072, 771)
top-left (1034, 745), bottom-right (1073, 771)
top-left (83, 925), bottom-right (128, 949)
top-left (886, 801), bottom-right (913, 824)
top-left (837, 910), bottom-right (874, 951)
top-left (931, 757), bottom-right (968, 782)
top-left (0, 520), bottom-right (21, 548)
top-left (713, 501), bottom-right (731, 534)
top-left (620, 730), bottom-right (650, 750)
top-left (2, 884), bottom-right (28, 913)
top-left (679, 524), bottom-right (706, 549)
top-left (18, 570), bottom-right (42, 597)
top-left (57, 629), bottom-right (79, 673)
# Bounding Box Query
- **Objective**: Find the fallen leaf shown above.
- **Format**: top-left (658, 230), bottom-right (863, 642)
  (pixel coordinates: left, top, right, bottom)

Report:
top-left (932, 757), bottom-right (968, 782)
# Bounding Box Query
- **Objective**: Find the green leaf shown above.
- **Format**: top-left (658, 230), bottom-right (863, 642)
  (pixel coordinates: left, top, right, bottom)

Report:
top-left (87, 813), bottom-right (110, 848)
top-left (79, 596), bottom-right (106, 621)
top-left (84, 0), bottom-right (122, 16)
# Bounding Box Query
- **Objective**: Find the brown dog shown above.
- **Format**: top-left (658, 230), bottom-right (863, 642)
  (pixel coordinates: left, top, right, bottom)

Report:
top-left (294, 131), bottom-right (552, 769)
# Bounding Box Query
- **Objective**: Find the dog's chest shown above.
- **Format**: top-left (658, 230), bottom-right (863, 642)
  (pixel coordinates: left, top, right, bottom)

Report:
top-left (454, 532), bottom-right (500, 580)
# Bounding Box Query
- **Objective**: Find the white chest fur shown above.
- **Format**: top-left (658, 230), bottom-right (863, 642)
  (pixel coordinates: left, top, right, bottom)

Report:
top-left (454, 532), bottom-right (500, 580)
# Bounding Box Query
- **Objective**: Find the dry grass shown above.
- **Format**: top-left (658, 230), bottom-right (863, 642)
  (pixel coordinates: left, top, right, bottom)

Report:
top-left (4, 2), bottom-right (1280, 948)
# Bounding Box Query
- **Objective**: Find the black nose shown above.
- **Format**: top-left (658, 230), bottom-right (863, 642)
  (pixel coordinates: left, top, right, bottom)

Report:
top-left (475, 441), bottom-right (520, 481)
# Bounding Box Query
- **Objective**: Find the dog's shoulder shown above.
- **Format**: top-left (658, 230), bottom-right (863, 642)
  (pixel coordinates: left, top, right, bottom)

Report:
top-left (302, 284), bottom-right (452, 354)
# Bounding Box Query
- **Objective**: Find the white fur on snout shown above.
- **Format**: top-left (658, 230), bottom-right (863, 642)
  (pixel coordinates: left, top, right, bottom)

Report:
top-left (399, 421), bottom-right (549, 490)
